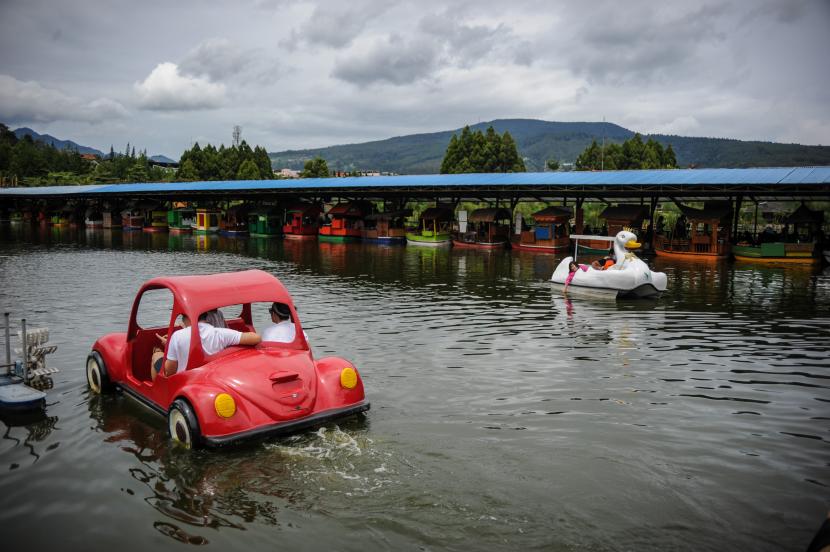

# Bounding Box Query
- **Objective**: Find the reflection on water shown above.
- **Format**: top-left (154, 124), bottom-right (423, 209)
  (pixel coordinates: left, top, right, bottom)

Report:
top-left (0, 225), bottom-right (828, 551)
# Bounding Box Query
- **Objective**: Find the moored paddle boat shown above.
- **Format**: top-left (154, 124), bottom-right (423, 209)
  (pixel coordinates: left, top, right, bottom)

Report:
top-left (363, 209), bottom-right (410, 244)
top-left (512, 205), bottom-right (571, 253)
top-left (406, 206), bottom-right (453, 247)
top-left (453, 207), bottom-right (511, 249)
top-left (551, 231), bottom-right (667, 299)
top-left (319, 201), bottom-right (371, 242)
top-left (282, 202), bottom-right (321, 239)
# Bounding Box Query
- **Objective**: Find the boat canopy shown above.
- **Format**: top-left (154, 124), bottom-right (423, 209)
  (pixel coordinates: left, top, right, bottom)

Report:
top-left (469, 207), bottom-right (511, 223)
top-left (327, 201), bottom-right (372, 218)
top-left (420, 207), bottom-right (454, 221)
top-left (569, 234), bottom-right (616, 241)
top-left (284, 202), bottom-right (322, 215)
top-left (676, 201), bottom-right (733, 222)
top-left (600, 204), bottom-right (649, 225)
top-left (365, 209), bottom-right (412, 221)
top-left (784, 203), bottom-right (823, 224)
top-left (532, 206), bottom-right (572, 222)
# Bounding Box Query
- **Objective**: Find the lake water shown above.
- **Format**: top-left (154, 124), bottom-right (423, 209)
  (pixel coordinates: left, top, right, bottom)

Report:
top-left (1, 225), bottom-right (828, 551)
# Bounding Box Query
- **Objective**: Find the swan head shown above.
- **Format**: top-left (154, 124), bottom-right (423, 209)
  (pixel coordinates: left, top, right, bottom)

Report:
top-left (616, 230), bottom-right (641, 250)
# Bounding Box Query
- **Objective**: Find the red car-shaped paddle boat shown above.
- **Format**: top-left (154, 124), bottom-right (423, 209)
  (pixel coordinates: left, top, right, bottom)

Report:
top-left (86, 269), bottom-right (369, 448)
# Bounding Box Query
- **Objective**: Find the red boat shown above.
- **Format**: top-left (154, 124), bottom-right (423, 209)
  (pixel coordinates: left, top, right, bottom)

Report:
top-left (86, 270), bottom-right (369, 448)
top-left (319, 201), bottom-right (372, 242)
top-left (282, 202), bottom-right (322, 239)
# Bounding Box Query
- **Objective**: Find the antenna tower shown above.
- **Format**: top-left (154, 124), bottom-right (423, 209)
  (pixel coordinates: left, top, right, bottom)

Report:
top-left (233, 125), bottom-right (242, 147)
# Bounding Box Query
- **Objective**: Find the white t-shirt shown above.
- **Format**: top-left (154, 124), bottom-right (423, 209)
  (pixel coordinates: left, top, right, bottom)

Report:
top-left (166, 321), bottom-right (242, 373)
top-left (262, 320), bottom-right (296, 343)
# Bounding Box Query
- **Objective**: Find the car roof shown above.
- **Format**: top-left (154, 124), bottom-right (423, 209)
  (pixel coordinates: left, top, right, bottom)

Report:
top-left (141, 269), bottom-right (292, 317)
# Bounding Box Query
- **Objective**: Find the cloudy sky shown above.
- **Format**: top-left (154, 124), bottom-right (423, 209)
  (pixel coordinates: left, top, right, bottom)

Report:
top-left (1, 0), bottom-right (828, 158)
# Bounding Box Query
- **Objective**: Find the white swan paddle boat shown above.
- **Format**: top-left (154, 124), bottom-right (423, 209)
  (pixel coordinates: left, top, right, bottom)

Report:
top-left (551, 231), bottom-right (668, 299)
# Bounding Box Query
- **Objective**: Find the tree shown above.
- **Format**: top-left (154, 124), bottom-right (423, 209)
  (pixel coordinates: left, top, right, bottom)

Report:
top-left (301, 157), bottom-right (330, 178)
top-left (176, 158), bottom-right (199, 181)
top-left (575, 134), bottom-right (678, 171)
top-left (440, 125), bottom-right (526, 173)
top-left (546, 159), bottom-right (560, 171)
top-left (236, 159), bottom-right (261, 180)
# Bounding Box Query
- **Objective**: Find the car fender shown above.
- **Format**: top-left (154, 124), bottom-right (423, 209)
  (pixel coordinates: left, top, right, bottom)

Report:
top-left (91, 332), bottom-right (128, 383)
top-left (314, 356), bottom-right (366, 411)
top-left (175, 384), bottom-right (256, 438)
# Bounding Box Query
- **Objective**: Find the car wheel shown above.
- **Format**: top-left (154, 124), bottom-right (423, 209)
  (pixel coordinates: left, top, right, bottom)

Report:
top-left (86, 352), bottom-right (112, 394)
top-left (168, 399), bottom-right (202, 449)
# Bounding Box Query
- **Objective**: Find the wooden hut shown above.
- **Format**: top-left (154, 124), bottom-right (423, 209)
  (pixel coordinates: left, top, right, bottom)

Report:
top-left (453, 207), bottom-right (511, 249)
top-left (513, 206), bottom-right (572, 253)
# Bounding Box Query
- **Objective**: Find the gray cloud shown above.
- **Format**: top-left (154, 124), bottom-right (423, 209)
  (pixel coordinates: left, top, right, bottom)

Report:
top-left (286, 0), bottom-right (391, 49)
top-left (332, 34), bottom-right (441, 86)
top-left (0, 74), bottom-right (128, 124)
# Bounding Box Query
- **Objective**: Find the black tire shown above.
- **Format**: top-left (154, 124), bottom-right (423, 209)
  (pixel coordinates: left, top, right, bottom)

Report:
top-left (86, 351), bottom-right (112, 394)
top-left (168, 399), bottom-right (203, 449)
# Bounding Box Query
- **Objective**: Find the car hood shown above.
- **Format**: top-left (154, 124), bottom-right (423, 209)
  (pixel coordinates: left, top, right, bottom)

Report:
top-left (198, 347), bottom-right (319, 422)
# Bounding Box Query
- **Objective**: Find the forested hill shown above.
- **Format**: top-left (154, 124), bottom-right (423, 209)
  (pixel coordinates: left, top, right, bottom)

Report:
top-left (13, 127), bottom-right (104, 156)
top-left (268, 118), bottom-right (830, 174)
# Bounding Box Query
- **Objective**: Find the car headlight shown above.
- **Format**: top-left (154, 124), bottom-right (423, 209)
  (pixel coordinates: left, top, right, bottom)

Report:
top-left (214, 393), bottom-right (236, 418)
top-left (340, 366), bottom-right (358, 389)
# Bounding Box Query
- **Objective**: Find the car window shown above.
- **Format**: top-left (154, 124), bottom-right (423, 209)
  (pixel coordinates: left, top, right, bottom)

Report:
top-left (135, 288), bottom-right (175, 330)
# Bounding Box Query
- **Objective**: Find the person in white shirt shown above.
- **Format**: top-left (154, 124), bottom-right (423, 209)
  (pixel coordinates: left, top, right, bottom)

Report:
top-left (151, 311), bottom-right (261, 379)
top-left (262, 302), bottom-right (307, 343)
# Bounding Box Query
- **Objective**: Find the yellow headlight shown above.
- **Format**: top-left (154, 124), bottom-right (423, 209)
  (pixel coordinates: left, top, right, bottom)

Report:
top-left (340, 367), bottom-right (358, 389)
top-left (214, 393), bottom-right (236, 418)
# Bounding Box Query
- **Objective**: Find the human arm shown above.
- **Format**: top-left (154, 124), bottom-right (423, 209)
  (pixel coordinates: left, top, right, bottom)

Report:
top-left (162, 359), bottom-right (178, 377)
top-left (239, 332), bottom-right (261, 346)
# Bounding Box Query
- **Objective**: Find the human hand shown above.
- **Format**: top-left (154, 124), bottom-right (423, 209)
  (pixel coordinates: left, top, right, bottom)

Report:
top-left (156, 333), bottom-right (168, 344)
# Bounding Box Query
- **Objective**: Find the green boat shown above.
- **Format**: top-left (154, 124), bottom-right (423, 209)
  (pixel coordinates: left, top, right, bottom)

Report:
top-left (732, 242), bottom-right (819, 264)
top-left (248, 209), bottom-right (282, 237)
top-left (168, 207), bottom-right (195, 232)
top-left (406, 206), bottom-right (453, 247)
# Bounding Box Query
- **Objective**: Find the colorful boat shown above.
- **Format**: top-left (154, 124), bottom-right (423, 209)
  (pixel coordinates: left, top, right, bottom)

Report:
top-left (121, 209), bottom-right (144, 231)
top-left (453, 207), bottom-right (511, 249)
top-left (103, 210), bottom-right (122, 229)
top-left (512, 206), bottom-right (571, 253)
top-left (249, 207), bottom-right (284, 238)
top-left (654, 202), bottom-right (732, 260)
top-left (168, 207), bottom-right (195, 233)
top-left (406, 207), bottom-right (454, 247)
top-left (143, 210), bottom-right (169, 233)
top-left (49, 210), bottom-right (71, 227)
top-left (283, 203), bottom-right (322, 239)
top-left (362, 209), bottom-right (411, 244)
top-left (84, 208), bottom-right (103, 228)
top-left (220, 204), bottom-right (252, 237)
top-left (732, 242), bottom-right (819, 264)
top-left (578, 204), bottom-right (649, 254)
top-left (319, 201), bottom-right (371, 242)
top-left (193, 208), bottom-right (220, 233)
top-left (732, 204), bottom-right (824, 264)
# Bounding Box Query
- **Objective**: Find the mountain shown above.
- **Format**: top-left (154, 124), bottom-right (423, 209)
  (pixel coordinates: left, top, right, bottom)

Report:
top-left (149, 154), bottom-right (177, 164)
top-left (13, 127), bottom-right (104, 156)
top-left (268, 118), bottom-right (830, 174)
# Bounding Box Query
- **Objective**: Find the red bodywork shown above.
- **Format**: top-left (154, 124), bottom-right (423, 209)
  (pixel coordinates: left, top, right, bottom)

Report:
top-left (90, 270), bottom-right (368, 446)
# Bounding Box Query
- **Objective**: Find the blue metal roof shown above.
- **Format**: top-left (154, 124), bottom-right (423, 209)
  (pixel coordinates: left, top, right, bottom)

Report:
top-left (1, 167), bottom-right (829, 197)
